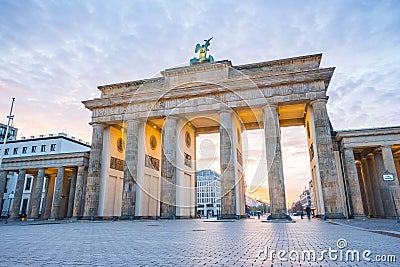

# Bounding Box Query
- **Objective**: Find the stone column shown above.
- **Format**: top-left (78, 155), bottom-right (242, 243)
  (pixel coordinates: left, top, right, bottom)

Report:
top-left (67, 168), bottom-right (78, 218)
top-left (263, 105), bottom-right (287, 219)
top-left (43, 174), bottom-right (56, 219)
top-left (50, 167), bottom-right (65, 219)
top-left (367, 153), bottom-right (385, 217)
top-left (10, 169), bottom-right (26, 219)
top-left (356, 161), bottom-right (369, 215)
top-left (381, 146), bottom-right (400, 217)
top-left (219, 110), bottom-right (237, 219)
top-left (73, 166), bottom-right (87, 218)
top-left (310, 99), bottom-right (344, 218)
top-left (374, 150), bottom-right (395, 217)
top-left (83, 123), bottom-right (105, 218)
top-left (121, 119), bottom-right (140, 219)
top-left (160, 116), bottom-right (177, 219)
top-left (394, 159), bottom-right (400, 183)
top-left (28, 168), bottom-right (45, 219)
top-left (360, 158), bottom-right (376, 217)
top-left (342, 149), bottom-right (365, 217)
top-left (0, 170), bottom-right (8, 205)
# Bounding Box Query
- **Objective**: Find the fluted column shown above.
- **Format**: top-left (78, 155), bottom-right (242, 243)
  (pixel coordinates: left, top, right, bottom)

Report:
top-left (394, 159), bottom-right (400, 183)
top-left (160, 116), bottom-right (177, 219)
top-left (43, 174), bottom-right (55, 219)
top-left (67, 168), bottom-right (78, 218)
top-left (121, 119), bottom-right (140, 218)
top-left (360, 158), bottom-right (376, 216)
top-left (367, 153), bottom-right (385, 216)
top-left (356, 161), bottom-right (368, 215)
top-left (219, 110), bottom-right (237, 219)
top-left (0, 170), bottom-right (8, 204)
top-left (342, 149), bottom-right (365, 217)
top-left (263, 105), bottom-right (287, 219)
top-left (72, 166), bottom-right (87, 218)
top-left (28, 168), bottom-right (45, 219)
top-left (84, 123), bottom-right (105, 218)
top-left (50, 167), bottom-right (65, 219)
top-left (381, 146), bottom-right (400, 217)
top-left (10, 169), bottom-right (26, 219)
top-left (310, 99), bottom-right (344, 218)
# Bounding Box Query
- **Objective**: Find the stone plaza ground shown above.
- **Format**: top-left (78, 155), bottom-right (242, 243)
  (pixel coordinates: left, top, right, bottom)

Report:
top-left (0, 218), bottom-right (399, 266)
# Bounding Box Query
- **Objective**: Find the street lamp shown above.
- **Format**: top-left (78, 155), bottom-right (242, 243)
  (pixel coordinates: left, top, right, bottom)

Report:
top-left (5, 191), bottom-right (14, 224)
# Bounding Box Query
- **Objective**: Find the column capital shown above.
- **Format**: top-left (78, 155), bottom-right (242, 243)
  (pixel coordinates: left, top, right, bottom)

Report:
top-left (89, 122), bottom-right (106, 127)
top-left (310, 97), bottom-right (329, 106)
top-left (381, 145), bottom-right (393, 149)
top-left (367, 153), bottom-right (374, 159)
top-left (164, 115), bottom-right (178, 121)
top-left (262, 104), bottom-right (278, 111)
top-left (218, 108), bottom-right (234, 115)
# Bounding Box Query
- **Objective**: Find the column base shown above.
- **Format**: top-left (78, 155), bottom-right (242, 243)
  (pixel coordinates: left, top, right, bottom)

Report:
top-left (160, 214), bottom-right (176, 219)
top-left (220, 214), bottom-right (238, 220)
top-left (81, 216), bottom-right (103, 221)
top-left (324, 213), bottom-right (347, 219)
top-left (267, 214), bottom-right (292, 220)
top-left (352, 214), bottom-right (367, 219)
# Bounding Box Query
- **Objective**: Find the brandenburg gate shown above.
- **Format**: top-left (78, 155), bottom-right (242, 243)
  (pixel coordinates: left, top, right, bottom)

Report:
top-left (82, 47), bottom-right (347, 220)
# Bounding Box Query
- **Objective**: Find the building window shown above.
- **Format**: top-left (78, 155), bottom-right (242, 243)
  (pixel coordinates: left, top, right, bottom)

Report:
top-left (41, 145), bottom-right (46, 152)
top-left (32, 146), bottom-right (37, 153)
top-left (13, 147), bottom-right (18, 154)
top-left (22, 147), bottom-right (27, 154)
top-left (50, 144), bottom-right (56, 151)
top-left (21, 199), bottom-right (29, 215)
top-left (4, 148), bottom-right (9, 155)
top-left (25, 177), bottom-right (32, 190)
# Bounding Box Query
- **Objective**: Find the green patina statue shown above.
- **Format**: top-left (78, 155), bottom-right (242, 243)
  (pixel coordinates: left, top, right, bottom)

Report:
top-left (190, 37), bottom-right (214, 65)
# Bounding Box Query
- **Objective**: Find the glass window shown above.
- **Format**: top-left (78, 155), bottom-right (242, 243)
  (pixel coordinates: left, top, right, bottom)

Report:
top-left (22, 147), bottom-right (27, 154)
top-left (4, 148), bottom-right (9, 155)
top-left (25, 177), bottom-right (32, 190)
top-left (50, 144), bottom-right (56, 151)
top-left (41, 145), bottom-right (46, 152)
top-left (21, 199), bottom-right (28, 214)
top-left (13, 147), bottom-right (18, 154)
top-left (32, 146), bottom-right (37, 153)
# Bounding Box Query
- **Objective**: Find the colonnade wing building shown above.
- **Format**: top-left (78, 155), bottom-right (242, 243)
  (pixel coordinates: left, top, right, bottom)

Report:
top-left (0, 133), bottom-right (90, 220)
top-left (80, 53), bottom-right (399, 221)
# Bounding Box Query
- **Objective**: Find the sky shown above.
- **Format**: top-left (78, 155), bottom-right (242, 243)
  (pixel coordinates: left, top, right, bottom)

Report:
top-left (1, 0), bottom-right (400, 205)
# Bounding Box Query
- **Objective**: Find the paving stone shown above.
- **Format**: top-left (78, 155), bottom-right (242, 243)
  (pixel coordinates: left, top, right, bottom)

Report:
top-left (0, 219), bottom-right (398, 266)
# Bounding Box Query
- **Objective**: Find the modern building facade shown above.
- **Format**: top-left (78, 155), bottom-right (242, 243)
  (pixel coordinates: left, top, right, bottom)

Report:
top-left (196, 169), bottom-right (221, 217)
top-left (0, 123), bottom-right (17, 142)
top-left (0, 133), bottom-right (90, 220)
top-left (299, 189), bottom-right (312, 210)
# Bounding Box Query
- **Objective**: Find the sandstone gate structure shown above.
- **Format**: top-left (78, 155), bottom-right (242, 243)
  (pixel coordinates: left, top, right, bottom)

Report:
top-left (82, 53), bottom-right (354, 220)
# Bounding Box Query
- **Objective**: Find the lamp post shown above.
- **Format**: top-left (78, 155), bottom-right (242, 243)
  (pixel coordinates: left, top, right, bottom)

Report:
top-left (0, 98), bottom-right (16, 169)
top-left (383, 170), bottom-right (399, 223)
top-left (5, 191), bottom-right (14, 224)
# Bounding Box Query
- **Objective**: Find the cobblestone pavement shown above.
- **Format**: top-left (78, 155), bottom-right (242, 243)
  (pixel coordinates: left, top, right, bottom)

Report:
top-left (329, 218), bottom-right (400, 233)
top-left (0, 218), bottom-right (399, 266)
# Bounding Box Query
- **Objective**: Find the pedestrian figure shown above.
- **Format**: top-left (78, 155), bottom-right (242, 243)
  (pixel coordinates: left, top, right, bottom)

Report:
top-left (300, 210), bottom-right (304, 219)
top-left (305, 206), bottom-right (311, 220)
